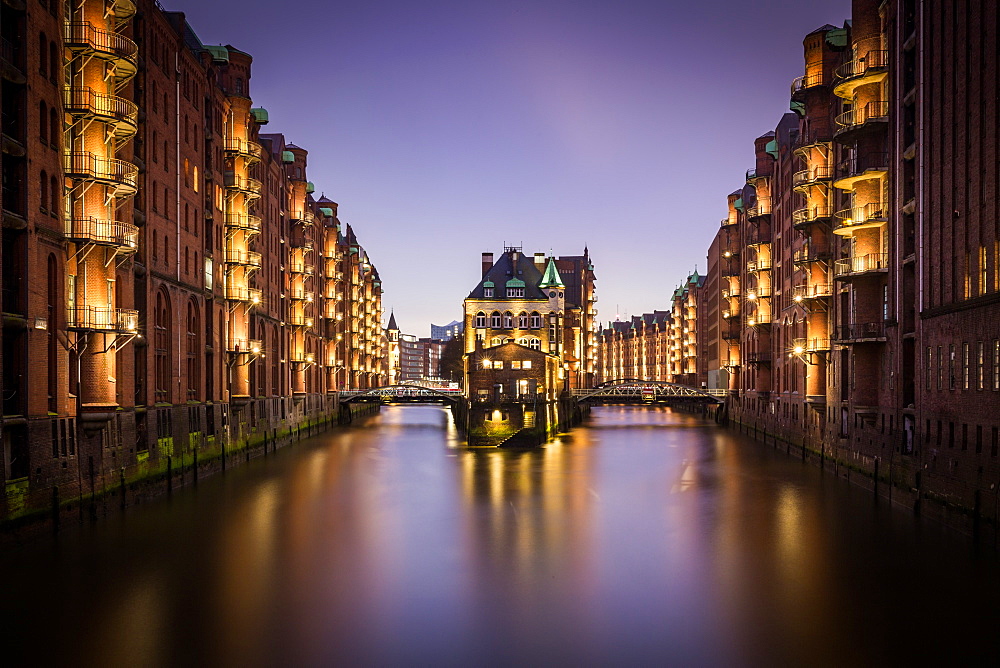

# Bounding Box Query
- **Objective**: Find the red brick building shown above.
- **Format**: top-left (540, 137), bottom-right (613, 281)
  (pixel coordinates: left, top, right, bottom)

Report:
top-left (0, 0), bottom-right (386, 521)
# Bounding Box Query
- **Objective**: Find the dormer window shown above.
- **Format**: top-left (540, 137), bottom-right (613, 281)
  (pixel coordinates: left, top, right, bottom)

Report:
top-left (484, 287), bottom-right (493, 297)
top-left (507, 287), bottom-right (524, 297)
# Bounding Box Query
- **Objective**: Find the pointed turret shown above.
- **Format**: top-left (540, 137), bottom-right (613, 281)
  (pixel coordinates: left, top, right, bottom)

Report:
top-left (387, 311), bottom-right (398, 331)
top-left (538, 257), bottom-right (565, 289)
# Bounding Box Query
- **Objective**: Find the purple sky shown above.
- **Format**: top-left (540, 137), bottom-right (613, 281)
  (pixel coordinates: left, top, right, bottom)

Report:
top-left (164, 0), bottom-right (849, 337)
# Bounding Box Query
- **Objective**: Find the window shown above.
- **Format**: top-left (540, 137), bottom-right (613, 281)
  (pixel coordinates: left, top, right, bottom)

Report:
top-left (530, 312), bottom-right (541, 328)
top-left (503, 311), bottom-right (513, 328)
top-left (522, 360), bottom-right (532, 369)
top-left (529, 338), bottom-right (541, 350)
top-left (484, 287), bottom-right (493, 297)
top-left (994, 340), bottom-right (999, 391)
top-left (152, 131), bottom-right (158, 162)
top-left (49, 41), bottom-right (57, 81)
top-left (518, 312), bottom-right (528, 328)
top-left (187, 300), bottom-right (200, 400)
top-left (491, 311), bottom-right (501, 328)
top-left (963, 343), bottom-right (970, 389)
top-left (490, 337), bottom-right (503, 347)
top-left (925, 347), bottom-right (932, 391)
top-left (481, 360), bottom-right (492, 370)
top-left (474, 312), bottom-right (486, 328)
top-left (49, 108), bottom-right (58, 148)
top-left (937, 345), bottom-right (943, 390)
top-left (154, 289), bottom-right (172, 403)
top-left (39, 171), bottom-right (48, 212)
top-left (39, 101), bottom-right (48, 143)
top-left (517, 337), bottom-right (529, 346)
top-left (507, 287), bottom-right (524, 297)
top-left (981, 246), bottom-right (988, 296)
top-left (978, 342), bottom-right (985, 390)
top-left (39, 32), bottom-right (47, 76)
top-left (949, 344), bottom-right (956, 390)
top-left (511, 361), bottom-right (521, 369)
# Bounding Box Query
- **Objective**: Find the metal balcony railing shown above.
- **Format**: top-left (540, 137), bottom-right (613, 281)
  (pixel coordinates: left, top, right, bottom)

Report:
top-left (834, 202), bottom-right (888, 233)
top-left (224, 248), bottom-right (262, 268)
top-left (792, 165), bottom-right (833, 187)
top-left (792, 338), bottom-right (832, 354)
top-left (746, 258), bottom-right (772, 273)
top-left (64, 22), bottom-right (138, 76)
top-left (224, 138), bottom-right (262, 161)
top-left (224, 212), bottom-right (262, 233)
top-left (224, 173), bottom-right (262, 197)
top-left (288, 287), bottom-right (314, 302)
top-left (792, 206), bottom-right (833, 227)
top-left (745, 286), bottom-right (772, 300)
top-left (835, 100), bottom-right (889, 135)
top-left (287, 313), bottom-right (315, 327)
top-left (793, 245), bottom-right (831, 264)
top-left (67, 218), bottom-right (138, 251)
top-left (793, 283), bottom-right (833, 301)
top-left (747, 351), bottom-right (772, 365)
top-left (834, 50), bottom-right (889, 85)
top-left (64, 152), bottom-right (138, 195)
top-left (721, 217), bottom-right (738, 228)
top-left (746, 313), bottom-right (771, 328)
top-left (66, 305), bottom-right (138, 332)
top-left (746, 228), bottom-right (772, 245)
top-left (227, 338), bottom-right (262, 355)
top-left (835, 152), bottom-right (889, 187)
top-left (834, 252), bottom-right (889, 277)
top-left (746, 200), bottom-right (772, 220)
top-left (790, 72), bottom-right (826, 97)
top-left (834, 321), bottom-right (887, 342)
top-left (63, 87), bottom-right (138, 138)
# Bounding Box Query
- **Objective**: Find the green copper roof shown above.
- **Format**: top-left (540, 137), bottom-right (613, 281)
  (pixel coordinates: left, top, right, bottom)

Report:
top-left (250, 108), bottom-right (269, 125)
top-left (733, 197), bottom-right (744, 211)
top-left (204, 45), bottom-right (230, 63)
top-left (305, 181), bottom-right (315, 194)
top-left (825, 28), bottom-right (848, 48)
top-left (319, 207), bottom-right (334, 217)
top-left (790, 99), bottom-right (806, 117)
top-left (538, 258), bottom-right (565, 289)
top-left (483, 280), bottom-right (495, 288)
top-left (765, 139), bottom-right (779, 159)
top-left (506, 278), bottom-right (525, 288)
top-left (281, 150), bottom-right (295, 163)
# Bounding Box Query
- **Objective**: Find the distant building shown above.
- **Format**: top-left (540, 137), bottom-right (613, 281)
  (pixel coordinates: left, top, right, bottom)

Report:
top-left (431, 320), bottom-right (464, 341)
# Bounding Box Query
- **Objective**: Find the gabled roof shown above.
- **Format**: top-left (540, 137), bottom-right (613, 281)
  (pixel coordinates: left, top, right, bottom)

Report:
top-left (538, 257), bottom-right (565, 289)
top-left (467, 250), bottom-right (548, 300)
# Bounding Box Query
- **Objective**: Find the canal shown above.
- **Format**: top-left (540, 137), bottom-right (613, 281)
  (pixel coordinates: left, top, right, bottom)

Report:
top-left (6, 405), bottom-right (1000, 666)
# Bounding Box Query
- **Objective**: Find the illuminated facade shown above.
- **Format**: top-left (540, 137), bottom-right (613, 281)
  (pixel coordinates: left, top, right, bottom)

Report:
top-left (0, 0), bottom-right (385, 522)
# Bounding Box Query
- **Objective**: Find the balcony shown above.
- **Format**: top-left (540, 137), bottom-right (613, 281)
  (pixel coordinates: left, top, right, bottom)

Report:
top-left (64, 152), bottom-right (138, 197)
top-left (833, 202), bottom-right (888, 235)
top-left (290, 352), bottom-right (316, 365)
top-left (224, 173), bottom-right (262, 199)
top-left (792, 165), bottom-right (833, 190)
top-left (833, 50), bottom-right (889, 99)
top-left (63, 87), bottom-right (138, 139)
top-left (834, 100), bottom-right (889, 142)
top-left (747, 351), bottom-right (772, 365)
top-left (745, 200), bottom-right (771, 221)
top-left (224, 248), bottom-right (262, 268)
top-left (792, 338), bottom-right (831, 354)
top-left (834, 252), bottom-right (889, 279)
top-left (792, 245), bottom-right (831, 265)
top-left (224, 138), bottom-right (262, 162)
top-left (66, 305), bottom-right (138, 333)
top-left (746, 168), bottom-right (770, 185)
top-left (223, 285), bottom-right (262, 303)
top-left (790, 72), bottom-right (826, 100)
top-left (746, 313), bottom-right (771, 329)
top-left (67, 218), bottom-right (138, 252)
top-left (64, 22), bottom-right (138, 81)
top-left (745, 286), bottom-right (771, 300)
top-left (721, 216), bottom-right (738, 228)
top-left (793, 283), bottom-right (833, 303)
top-left (746, 257), bottom-right (772, 273)
top-left (833, 152), bottom-right (889, 190)
top-left (224, 212), bottom-right (262, 234)
top-left (291, 209), bottom-right (315, 225)
top-left (227, 338), bottom-right (262, 355)
top-left (721, 287), bottom-right (740, 299)
top-left (287, 313), bottom-right (315, 327)
top-left (288, 287), bottom-right (314, 302)
top-left (721, 247), bottom-right (740, 261)
top-left (792, 206), bottom-right (833, 229)
top-left (288, 261), bottom-right (314, 275)
top-left (793, 135), bottom-right (832, 159)
top-left (834, 321), bottom-right (887, 343)
top-left (722, 306), bottom-right (740, 319)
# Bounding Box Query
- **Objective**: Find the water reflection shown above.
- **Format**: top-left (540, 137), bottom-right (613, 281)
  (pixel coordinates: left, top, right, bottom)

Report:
top-left (5, 405), bottom-right (1000, 666)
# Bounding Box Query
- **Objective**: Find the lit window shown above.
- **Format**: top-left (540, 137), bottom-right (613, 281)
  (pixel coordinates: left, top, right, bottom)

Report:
top-left (511, 361), bottom-right (521, 369)
top-left (523, 360), bottom-right (532, 369)
top-left (518, 312), bottom-right (528, 327)
top-left (491, 312), bottom-right (501, 328)
top-left (482, 360), bottom-right (492, 369)
top-left (529, 338), bottom-right (541, 350)
top-left (530, 312), bottom-right (541, 328)
top-left (503, 312), bottom-right (513, 328)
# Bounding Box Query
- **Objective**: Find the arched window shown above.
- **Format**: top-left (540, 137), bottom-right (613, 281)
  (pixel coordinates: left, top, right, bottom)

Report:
top-left (49, 108), bottom-right (58, 149)
top-left (186, 299), bottom-right (200, 400)
top-left (474, 311), bottom-right (486, 328)
top-left (39, 101), bottom-right (48, 143)
top-left (48, 41), bottom-right (57, 81)
top-left (529, 338), bottom-right (541, 350)
top-left (154, 289), bottom-right (172, 403)
top-left (50, 175), bottom-right (59, 217)
top-left (490, 337), bottom-right (504, 347)
top-left (39, 171), bottom-right (48, 212)
top-left (39, 32), bottom-right (47, 76)
top-left (490, 311), bottom-right (501, 328)
top-left (530, 311), bottom-right (541, 328)
top-left (518, 312), bottom-right (528, 328)
top-left (503, 311), bottom-right (513, 328)
top-left (517, 337), bottom-right (529, 347)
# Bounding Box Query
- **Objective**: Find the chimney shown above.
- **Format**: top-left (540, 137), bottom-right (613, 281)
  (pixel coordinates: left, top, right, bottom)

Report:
top-left (481, 252), bottom-right (494, 277)
top-left (534, 253), bottom-right (545, 267)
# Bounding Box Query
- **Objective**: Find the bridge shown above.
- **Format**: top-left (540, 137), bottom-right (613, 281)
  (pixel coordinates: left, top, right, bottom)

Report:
top-left (571, 379), bottom-right (726, 405)
top-left (339, 383), bottom-right (462, 404)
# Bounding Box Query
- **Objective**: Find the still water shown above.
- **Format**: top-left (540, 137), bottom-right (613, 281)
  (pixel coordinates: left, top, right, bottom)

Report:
top-left (7, 406), bottom-right (1000, 666)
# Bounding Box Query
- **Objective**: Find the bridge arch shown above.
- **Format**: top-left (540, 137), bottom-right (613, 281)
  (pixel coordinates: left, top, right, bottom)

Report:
top-left (340, 383), bottom-right (462, 404)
